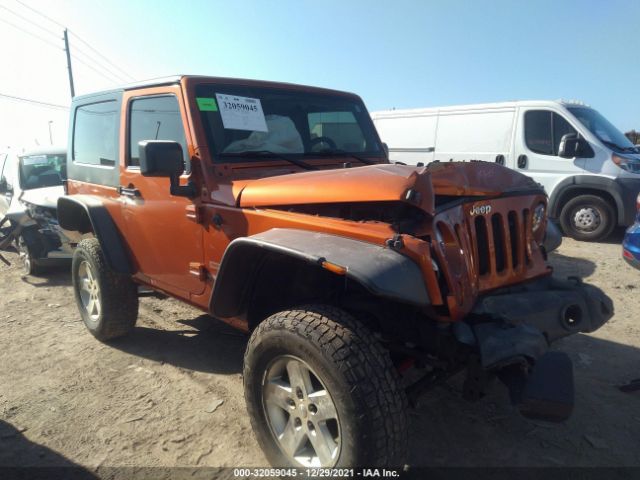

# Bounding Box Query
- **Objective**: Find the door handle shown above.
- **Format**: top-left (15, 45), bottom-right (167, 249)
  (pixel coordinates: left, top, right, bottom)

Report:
top-left (118, 186), bottom-right (141, 197)
top-left (517, 155), bottom-right (528, 169)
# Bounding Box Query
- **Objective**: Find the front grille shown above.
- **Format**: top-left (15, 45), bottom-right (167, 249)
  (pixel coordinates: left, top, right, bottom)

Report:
top-left (470, 207), bottom-right (532, 284)
top-left (428, 194), bottom-right (549, 318)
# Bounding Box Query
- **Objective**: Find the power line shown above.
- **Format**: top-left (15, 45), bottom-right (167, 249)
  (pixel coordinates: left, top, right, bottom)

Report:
top-left (15, 0), bottom-right (136, 82)
top-left (0, 93), bottom-right (69, 110)
top-left (0, 3), bottom-right (60, 39)
top-left (71, 54), bottom-right (125, 85)
top-left (69, 32), bottom-right (136, 82)
top-left (14, 0), bottom-right (65, 29)
top-left (0, 16), bottom-right (62, 50)
top-left (70, 45), bottom-right (130, 84)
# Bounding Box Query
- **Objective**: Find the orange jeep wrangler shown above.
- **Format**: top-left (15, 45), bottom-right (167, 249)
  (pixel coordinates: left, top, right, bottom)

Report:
top-left (58, 75), bottom-right (613, 468)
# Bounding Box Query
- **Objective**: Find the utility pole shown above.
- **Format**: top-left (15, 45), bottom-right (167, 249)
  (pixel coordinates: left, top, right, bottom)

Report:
top-left (48, 121), bottom-right (53, 145)
top-left (63, 29), bottom-right (75, 98)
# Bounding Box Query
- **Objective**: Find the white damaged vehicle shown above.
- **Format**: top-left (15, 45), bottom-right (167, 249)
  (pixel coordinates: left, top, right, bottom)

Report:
top-left (0, 147), bottom-right (77, 274)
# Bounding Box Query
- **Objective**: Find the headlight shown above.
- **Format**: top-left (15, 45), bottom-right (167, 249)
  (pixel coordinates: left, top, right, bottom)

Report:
top-left (532, 203), bottom-right (545, 232)
top-left (612, 154), bottom-right (640, 173)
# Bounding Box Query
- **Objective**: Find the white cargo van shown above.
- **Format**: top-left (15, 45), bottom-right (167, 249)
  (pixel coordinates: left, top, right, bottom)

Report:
top-left (372, 101), bottom-right (640, 241)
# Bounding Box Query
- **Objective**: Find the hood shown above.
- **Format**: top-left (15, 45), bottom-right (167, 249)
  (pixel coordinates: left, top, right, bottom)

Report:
top-left (19, 185), bottom-right (65, 209)
top-left (238, 162), bottom-right (541, 214)
top-left (239, 164), bottom-right (436, 213)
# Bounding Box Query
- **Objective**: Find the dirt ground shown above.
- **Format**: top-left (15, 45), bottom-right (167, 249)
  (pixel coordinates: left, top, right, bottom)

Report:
top-left (0, 231), bottom-right (638, 473)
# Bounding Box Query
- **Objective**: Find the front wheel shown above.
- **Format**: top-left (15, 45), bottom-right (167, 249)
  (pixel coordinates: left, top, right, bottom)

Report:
top-left (15, 235), bottom-right (41, 275)
top-left (72, 238), bottom-right (138, 341)
top-left (559, 194), bottom-right (616, 242)
top-left (243, 305), bottom-right (408, 468)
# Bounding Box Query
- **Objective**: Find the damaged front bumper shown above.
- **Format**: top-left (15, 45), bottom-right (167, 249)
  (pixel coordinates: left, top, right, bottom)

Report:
top-left (0, 203), bottom-right (77, 270)
top-left (469, 276), bottom-right (613, 367)
top-left (456, 276), bottom-right (613, 421)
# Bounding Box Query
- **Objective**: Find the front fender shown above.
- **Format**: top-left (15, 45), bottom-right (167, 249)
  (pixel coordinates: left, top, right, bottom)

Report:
top-left (210, 228), bottom-right (430, 318)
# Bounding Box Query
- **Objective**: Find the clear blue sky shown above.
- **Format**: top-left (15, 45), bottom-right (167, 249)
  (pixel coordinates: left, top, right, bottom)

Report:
top-left (2, 0), bottom-right (640, 147)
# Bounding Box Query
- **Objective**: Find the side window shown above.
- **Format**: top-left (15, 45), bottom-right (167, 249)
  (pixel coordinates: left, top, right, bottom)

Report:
top-left (73, 101), bottom-right (118, 166)
top-left (524, 111), bottom-right (553, 155)
top-left (525, 111), bottom-right (578, 156)
top-left (128, 96), bottom-right (189, 170)
top-left (552, 113), bottom-right (577, 155)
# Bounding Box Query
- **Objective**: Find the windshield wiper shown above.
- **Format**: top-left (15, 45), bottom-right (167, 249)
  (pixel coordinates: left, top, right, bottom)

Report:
top-left (219, 150), bottom-right (317, 170)
top-left (309, 149), bottom-right (377, 165)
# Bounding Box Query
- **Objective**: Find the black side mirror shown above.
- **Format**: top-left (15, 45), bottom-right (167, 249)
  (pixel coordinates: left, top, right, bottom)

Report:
top-left (0, 178), bottom-right (6, 194)
top-left (139, 140), bottom-right (184, 177)
top-left (138, 141), bottom-right (195, 197)
top-left (558, 133), bottom-right (588, 158)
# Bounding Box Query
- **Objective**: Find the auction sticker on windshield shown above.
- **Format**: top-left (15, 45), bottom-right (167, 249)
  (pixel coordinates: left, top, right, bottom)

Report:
top-left (215, 93), bottom-right (268, 132)
top-left (22, 155), bottom-right (49, 166)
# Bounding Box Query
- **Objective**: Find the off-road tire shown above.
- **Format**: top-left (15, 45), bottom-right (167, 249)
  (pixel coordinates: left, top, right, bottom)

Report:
top-left (243, 305), bottom-right (408, 468)
top-left (72, 238), bottom-right (138, 341)
top-left (559, 194), bottom-right (615, 241)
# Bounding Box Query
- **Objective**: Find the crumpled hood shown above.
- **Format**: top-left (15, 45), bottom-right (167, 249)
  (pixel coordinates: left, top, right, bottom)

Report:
top-left (239, 164), bottom-right (436, 213)
top-left (19, 185), bottom-right (65, 209)
top-left (237, 162), bottom-right (541, 214)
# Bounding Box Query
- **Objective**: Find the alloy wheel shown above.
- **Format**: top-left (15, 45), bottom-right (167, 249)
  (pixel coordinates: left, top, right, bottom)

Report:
top-left (77, 260), bottom-right (101, 322)
top-left (262, 355), bottom-right (341, 467)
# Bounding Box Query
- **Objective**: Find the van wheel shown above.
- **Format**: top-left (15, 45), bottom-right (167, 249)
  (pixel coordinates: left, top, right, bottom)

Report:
top-left (559, 194), bottom-right (615, 241)
top-left (72, 238), bottom-right (138, 341)
top-left (243, 305), bottom-right (408, 468)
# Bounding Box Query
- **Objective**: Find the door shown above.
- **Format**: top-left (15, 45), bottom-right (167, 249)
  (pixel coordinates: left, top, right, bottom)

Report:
top-left (514, 108), bottom-right (586, 196)
top-left (119, 88), bottom-right (205, 296)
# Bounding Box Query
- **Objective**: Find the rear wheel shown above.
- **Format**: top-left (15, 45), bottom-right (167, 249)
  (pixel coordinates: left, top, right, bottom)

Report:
top-left (72, 238), bottom-right (138, 341)
top-left (559, 194), bottom-right (615, 241)
top-left (243, 305), bottom-right (408, 468)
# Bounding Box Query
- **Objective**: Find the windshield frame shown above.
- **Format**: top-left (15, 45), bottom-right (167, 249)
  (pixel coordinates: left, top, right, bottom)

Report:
top-left (193, 82), bottom-right (385, 164)
top-left (567, 107), bottom-right (637, 153)
top-left (18, 153), bottom-right (67, 191)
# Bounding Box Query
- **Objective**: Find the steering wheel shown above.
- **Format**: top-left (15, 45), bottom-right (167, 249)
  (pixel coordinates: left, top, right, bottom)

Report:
top-left (309, 136), bottom-right (338, 151)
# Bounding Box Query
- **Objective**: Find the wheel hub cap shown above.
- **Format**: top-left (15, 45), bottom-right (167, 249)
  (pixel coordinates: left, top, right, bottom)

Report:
top-left (262, 355), bottom-right (341, 467)
top-left (78, 261), bottom-right (101, 321)
top-left (573, 206), bottom-right (601, 232)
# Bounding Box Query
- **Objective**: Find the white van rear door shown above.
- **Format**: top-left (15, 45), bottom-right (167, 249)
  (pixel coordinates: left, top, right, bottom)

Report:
top-left (373, 114), bottom-right (436, 165)
top-left (434, 108), bottom-right (515, 166)
top-left (515, 108), bottom-right (586, 196)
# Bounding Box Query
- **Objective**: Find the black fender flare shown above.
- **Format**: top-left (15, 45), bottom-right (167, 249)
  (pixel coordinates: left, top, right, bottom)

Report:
top-left (209, 228), bottom-right (430, 319)
top-left (57, 195), bottom-right (132, 274)
top-left (548, 176), bottom-right (624, 225)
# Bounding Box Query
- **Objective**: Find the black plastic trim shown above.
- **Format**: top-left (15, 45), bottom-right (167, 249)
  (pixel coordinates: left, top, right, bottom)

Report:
top-left (210, 228), bottom-right (430, 318)
top-left (548, 175), bottom-right (640, 226)
top-left (57, 195), bottom-right (132, 274)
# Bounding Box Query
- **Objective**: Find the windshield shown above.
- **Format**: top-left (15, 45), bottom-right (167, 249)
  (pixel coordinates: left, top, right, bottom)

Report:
top-left (195, 84), bottom-right (383, 161)
top-left (19, 153), bottom-right (66, 190)
top-left (568, 107), bottom-right (637, 153)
